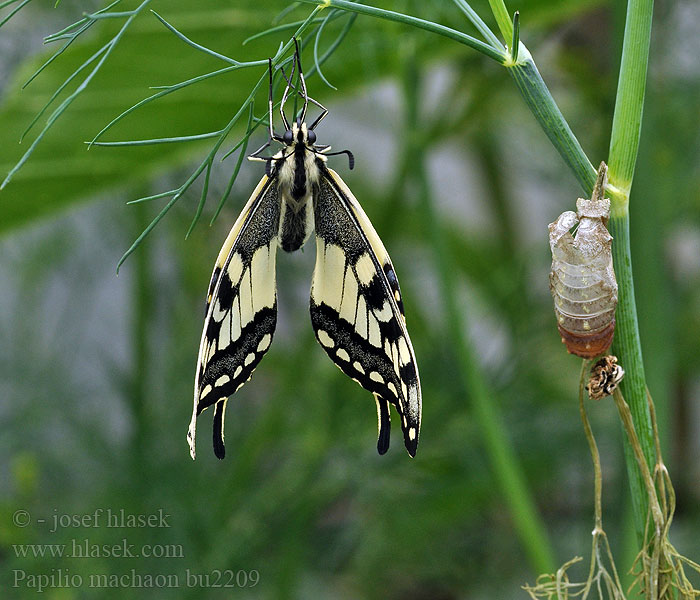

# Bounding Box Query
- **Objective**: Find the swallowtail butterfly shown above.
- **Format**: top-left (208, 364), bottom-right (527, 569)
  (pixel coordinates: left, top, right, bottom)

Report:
top-left (549, 162), bottom-right (617, 358)
top-left (188, 42), bottom-right (421, 460)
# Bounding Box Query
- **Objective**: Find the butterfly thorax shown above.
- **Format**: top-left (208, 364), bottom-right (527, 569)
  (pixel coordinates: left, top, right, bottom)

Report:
top-left (275, 121), bottom-right (325, 253)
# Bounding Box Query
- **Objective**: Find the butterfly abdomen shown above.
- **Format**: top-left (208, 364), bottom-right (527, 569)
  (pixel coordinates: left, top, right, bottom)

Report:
top-left (276, 134), bottom-right (322, 253)
top-left (279, 200), bottom-right (313, 252)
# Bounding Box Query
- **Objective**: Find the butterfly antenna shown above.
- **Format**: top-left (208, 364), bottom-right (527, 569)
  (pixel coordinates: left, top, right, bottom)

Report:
top-left (293, 38), bottom-right (309, 123)
top-left (279, 52), bottom-right (296, 131)
top-left (266, 58), bottom-right (276, 141)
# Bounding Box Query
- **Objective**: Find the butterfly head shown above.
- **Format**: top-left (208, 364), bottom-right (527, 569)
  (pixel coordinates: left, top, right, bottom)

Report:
top-left (282, 120), bottom-right (317, 148)
top-left (246, 40), bottom-right (351, 171)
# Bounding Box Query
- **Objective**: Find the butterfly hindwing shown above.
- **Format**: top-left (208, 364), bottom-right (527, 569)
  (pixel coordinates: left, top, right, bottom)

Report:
top-left (188, 175), bottom-right (281, 460)
top-left (310, 167), bottom-right (421, 457)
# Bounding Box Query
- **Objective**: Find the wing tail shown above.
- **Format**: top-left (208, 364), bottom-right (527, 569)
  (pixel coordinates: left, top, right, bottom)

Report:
top-left (212, 400), bottom-right (228, 459)
top-left (375, 394), bottom-right (391, 455)
top-left (311, 168), bottom-right (421, 456)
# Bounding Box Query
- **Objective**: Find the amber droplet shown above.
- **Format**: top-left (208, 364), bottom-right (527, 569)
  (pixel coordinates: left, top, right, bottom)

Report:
top-left (557, 320), bottom-right (615, 359)
top-left (549, 163), bottom-right (618, 358)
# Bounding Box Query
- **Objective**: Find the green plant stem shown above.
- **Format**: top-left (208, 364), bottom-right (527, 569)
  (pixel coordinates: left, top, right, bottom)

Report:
top-left (608, 0), bottom-right (654, 202)
top-left (607, 0), bottom-right (655, 544)
top-left (301, 1), bottom-right (596, 195)
top-left (507, 49), bottom-right (596, 194)
top-left (609, 214), bottom-right (654, 539)
top-left (0, 0), bottom-right (30, 28)
top-left (486, 0), bottom-right (513, 42)
top-left (415, 161), bottom-right (555, 575)
top-left (401, 51), bottom-right (554, 576)
top-left (451, 0), bottom-right (502, 49)
top-left (130, 198), bottom-right (153, 477)
top-left (295, 0), bottom-right (506, 62)
top-left (612, 388), bottom-right (665, 597)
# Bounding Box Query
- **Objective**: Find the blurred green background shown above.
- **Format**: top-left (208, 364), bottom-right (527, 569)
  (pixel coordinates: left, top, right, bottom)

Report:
top-left (1, 0), bottom-right (698, 598)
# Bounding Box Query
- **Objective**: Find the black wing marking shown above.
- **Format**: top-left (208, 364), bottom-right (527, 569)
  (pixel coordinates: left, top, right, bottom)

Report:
top-left (188, 175), bottom-right (280, 460)
top-left (310, 167), bottom-right (421, 457)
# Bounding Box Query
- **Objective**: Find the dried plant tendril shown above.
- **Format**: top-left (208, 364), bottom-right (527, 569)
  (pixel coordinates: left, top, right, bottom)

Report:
top-left (549, 162), bottom-right (618, 358)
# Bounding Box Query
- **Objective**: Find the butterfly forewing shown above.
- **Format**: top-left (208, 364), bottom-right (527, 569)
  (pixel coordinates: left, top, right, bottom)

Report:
top-left (188, 175), bottom-right (281, 459)
top-left (310, 168), bottom-right (421, 457)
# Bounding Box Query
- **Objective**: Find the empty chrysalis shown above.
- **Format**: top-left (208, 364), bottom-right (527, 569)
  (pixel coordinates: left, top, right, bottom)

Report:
top-left (549, 162), bottom-right (618, 358)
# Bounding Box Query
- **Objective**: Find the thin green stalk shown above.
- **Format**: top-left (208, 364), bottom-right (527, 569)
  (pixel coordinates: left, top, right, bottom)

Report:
top-left (211, 103), bottom-right (255, 224)
top-left (452, 0), bottom-right (502, 49)
top-left (507, 49), bottom-right (597, 194)
top-left (416, 160), bottom-right (555, 575)
top-left (609, 217), bottom-right (654, 542)
top-left (244, 12), bottom-right (343, 45)
top-left (579, 361), bottom-right (602, 531)
top-left (0, 0), bottom-right (27, 9)
top-left (84, 10), bottom-right (136, 19)
top-left (607, 0), bottom-right (656, 544)
top-left (0, 0), bottom-right (30, 28)
top-left (88, 65), bottom-right (245, 146)
top-left (151, 10), bottom-right (243, 66)
top-left (186, 161), bottom-right (212, 239)
top-left (130, 198), bottom-right (153, 476)
top-left (510, 11), bottom-right (520, 63)
top-left (23, 0), bottom-right (123, 89)
top-left (486, 0), bottom-right (513, 43)
top-left (309, 0), bottom-right (595, 195)
top-left (90, 131), bottom-right (224, 146)
top-left (19, 42), bottom-right (110, 143)
top-left (608, 0), bottom-right (654, 202)
top-left (23, 20), bottom-right (95, 90)
top-left (313, 9), bottom-right (339, 89)
top-left (402, 50), bottom-right (554, 576)
top-left (295, 0), bottom-right (507, 62)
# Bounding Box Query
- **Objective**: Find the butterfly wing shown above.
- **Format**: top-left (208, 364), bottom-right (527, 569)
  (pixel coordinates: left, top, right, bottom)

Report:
top-left (310, 167), bottom-right (421, 457)
top-left (188, 175), bottom-right (280, 460)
